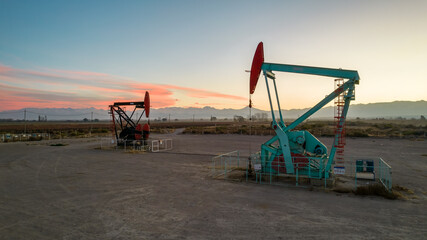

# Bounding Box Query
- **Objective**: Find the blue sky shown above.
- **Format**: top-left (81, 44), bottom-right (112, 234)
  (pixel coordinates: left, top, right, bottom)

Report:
top-left (1, 0), bottom-right (426, 110)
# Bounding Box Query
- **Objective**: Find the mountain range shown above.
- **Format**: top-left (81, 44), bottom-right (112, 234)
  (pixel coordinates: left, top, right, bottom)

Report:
top-left (0, 101), bottom-right (426, 121)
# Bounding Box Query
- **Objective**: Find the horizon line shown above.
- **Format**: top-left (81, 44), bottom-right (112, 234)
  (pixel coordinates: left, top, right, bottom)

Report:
top-left (0, 99), bottom-right (425, 113)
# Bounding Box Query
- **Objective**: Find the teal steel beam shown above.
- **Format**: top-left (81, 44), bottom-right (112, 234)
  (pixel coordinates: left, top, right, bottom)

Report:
top-left (274, 124), bottom-right (294, 173)
top-left (262, 63), bottom-right (360, 83)
top-left (265, 135), bottom-right (279, 146)
top-left (263, 71), bottom-right (292, 173)
top-left (264, 72), bottom-right (277, 125)
top-left (272, 78), bottom-right (285, 126)
top-left (284, 80), bottom-right (355, 132)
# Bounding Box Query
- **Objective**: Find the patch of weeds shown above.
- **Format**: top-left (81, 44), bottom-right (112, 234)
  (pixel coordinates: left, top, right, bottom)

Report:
top-left (125, 149), bottom-right (147, 154)
top-left (50, 143), bottom-right (68, 146)
top-left (224, 171), bottom-right (246, 182)
top-left (333, 187), bottom-right (352, 194)
top-left (354, 184), bottom-right (397, 200)
top-left (391, 191), bottom-right (408, 200)
top-left (393, 184), bottom-right (414, 194)
top-left (347, 131), bottom-right (369, 137)
top-left (421, 154), bottom-right (427, 157)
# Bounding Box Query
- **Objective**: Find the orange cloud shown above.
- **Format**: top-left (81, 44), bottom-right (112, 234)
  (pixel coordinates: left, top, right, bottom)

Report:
top-left (0, 64), bottom-right (14, 73)
top-left (163, 84), bottom-right (246, 101)
top-left (0, 63), bottom-right (246, 111)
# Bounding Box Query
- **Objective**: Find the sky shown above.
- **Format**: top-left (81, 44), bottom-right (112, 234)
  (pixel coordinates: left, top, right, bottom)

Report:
top-left (0, 0), bottom-right (426, 111)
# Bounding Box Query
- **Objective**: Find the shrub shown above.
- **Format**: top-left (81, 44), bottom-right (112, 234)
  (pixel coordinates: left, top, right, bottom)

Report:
top-left (347, 131), bottom-right (369, 137)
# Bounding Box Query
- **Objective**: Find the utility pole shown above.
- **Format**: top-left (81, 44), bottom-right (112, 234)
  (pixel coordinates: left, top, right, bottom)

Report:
top-left (90, 112), bottom-right (93, 136)
top-left (24, 109), bottom-right (26, 134)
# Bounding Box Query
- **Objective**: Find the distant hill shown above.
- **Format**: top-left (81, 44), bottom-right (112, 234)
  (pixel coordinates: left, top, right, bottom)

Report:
top-left (0, 101), bottom-right (426, 121)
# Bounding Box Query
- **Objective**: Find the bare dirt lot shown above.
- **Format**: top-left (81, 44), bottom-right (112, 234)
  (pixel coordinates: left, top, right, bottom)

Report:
top-left (0, 133), bottom-right (426, 239)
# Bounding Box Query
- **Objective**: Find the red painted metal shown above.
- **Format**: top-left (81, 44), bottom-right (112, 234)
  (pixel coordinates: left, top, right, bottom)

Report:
top-left (142, 123), bottom-right (150, 140)
top-left (135, 124), bottom-right (142, 140)
top-left (250, 42), bottom-right (264, 94)
top-left (271, 153), bottom-right (309, 173)
top-left (144, 91), bottom-right (150, 118)
top-left (334, 79), bottom-right (346, 165)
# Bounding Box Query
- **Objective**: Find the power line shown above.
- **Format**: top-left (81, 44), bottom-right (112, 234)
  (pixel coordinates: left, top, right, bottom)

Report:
top-left (25, 110), bottom-right (92, 117)
top-left (0, 110), bottom-right (24, 115)
top-left (0, 109), bottom-right (112, 118)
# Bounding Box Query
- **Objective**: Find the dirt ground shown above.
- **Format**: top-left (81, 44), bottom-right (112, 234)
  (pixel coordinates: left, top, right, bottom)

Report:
top-left (0, 132), bottom-right (426, 239)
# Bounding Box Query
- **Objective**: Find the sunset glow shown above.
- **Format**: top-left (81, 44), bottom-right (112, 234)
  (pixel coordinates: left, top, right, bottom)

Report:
top-left (0, 64), bottom-right (246, 111)
top-left (1, 1), bottom-right (426, 111)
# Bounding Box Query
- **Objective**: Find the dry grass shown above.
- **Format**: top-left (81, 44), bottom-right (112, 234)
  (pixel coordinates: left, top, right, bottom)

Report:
top-left (393, 184), bottom-right (415, 195)
top-left (1, 119), bottom-right (425, 139)
top-left (333, 187), bottom-right (353, 194)
top-left (182, 119), bottom-right (426, 138)
top-left (50, 143), bottom-right (68, 146)
top-left (354, 184), bottom-right (398, 200)
top-left (354, 184), bottom-right (418, 200)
